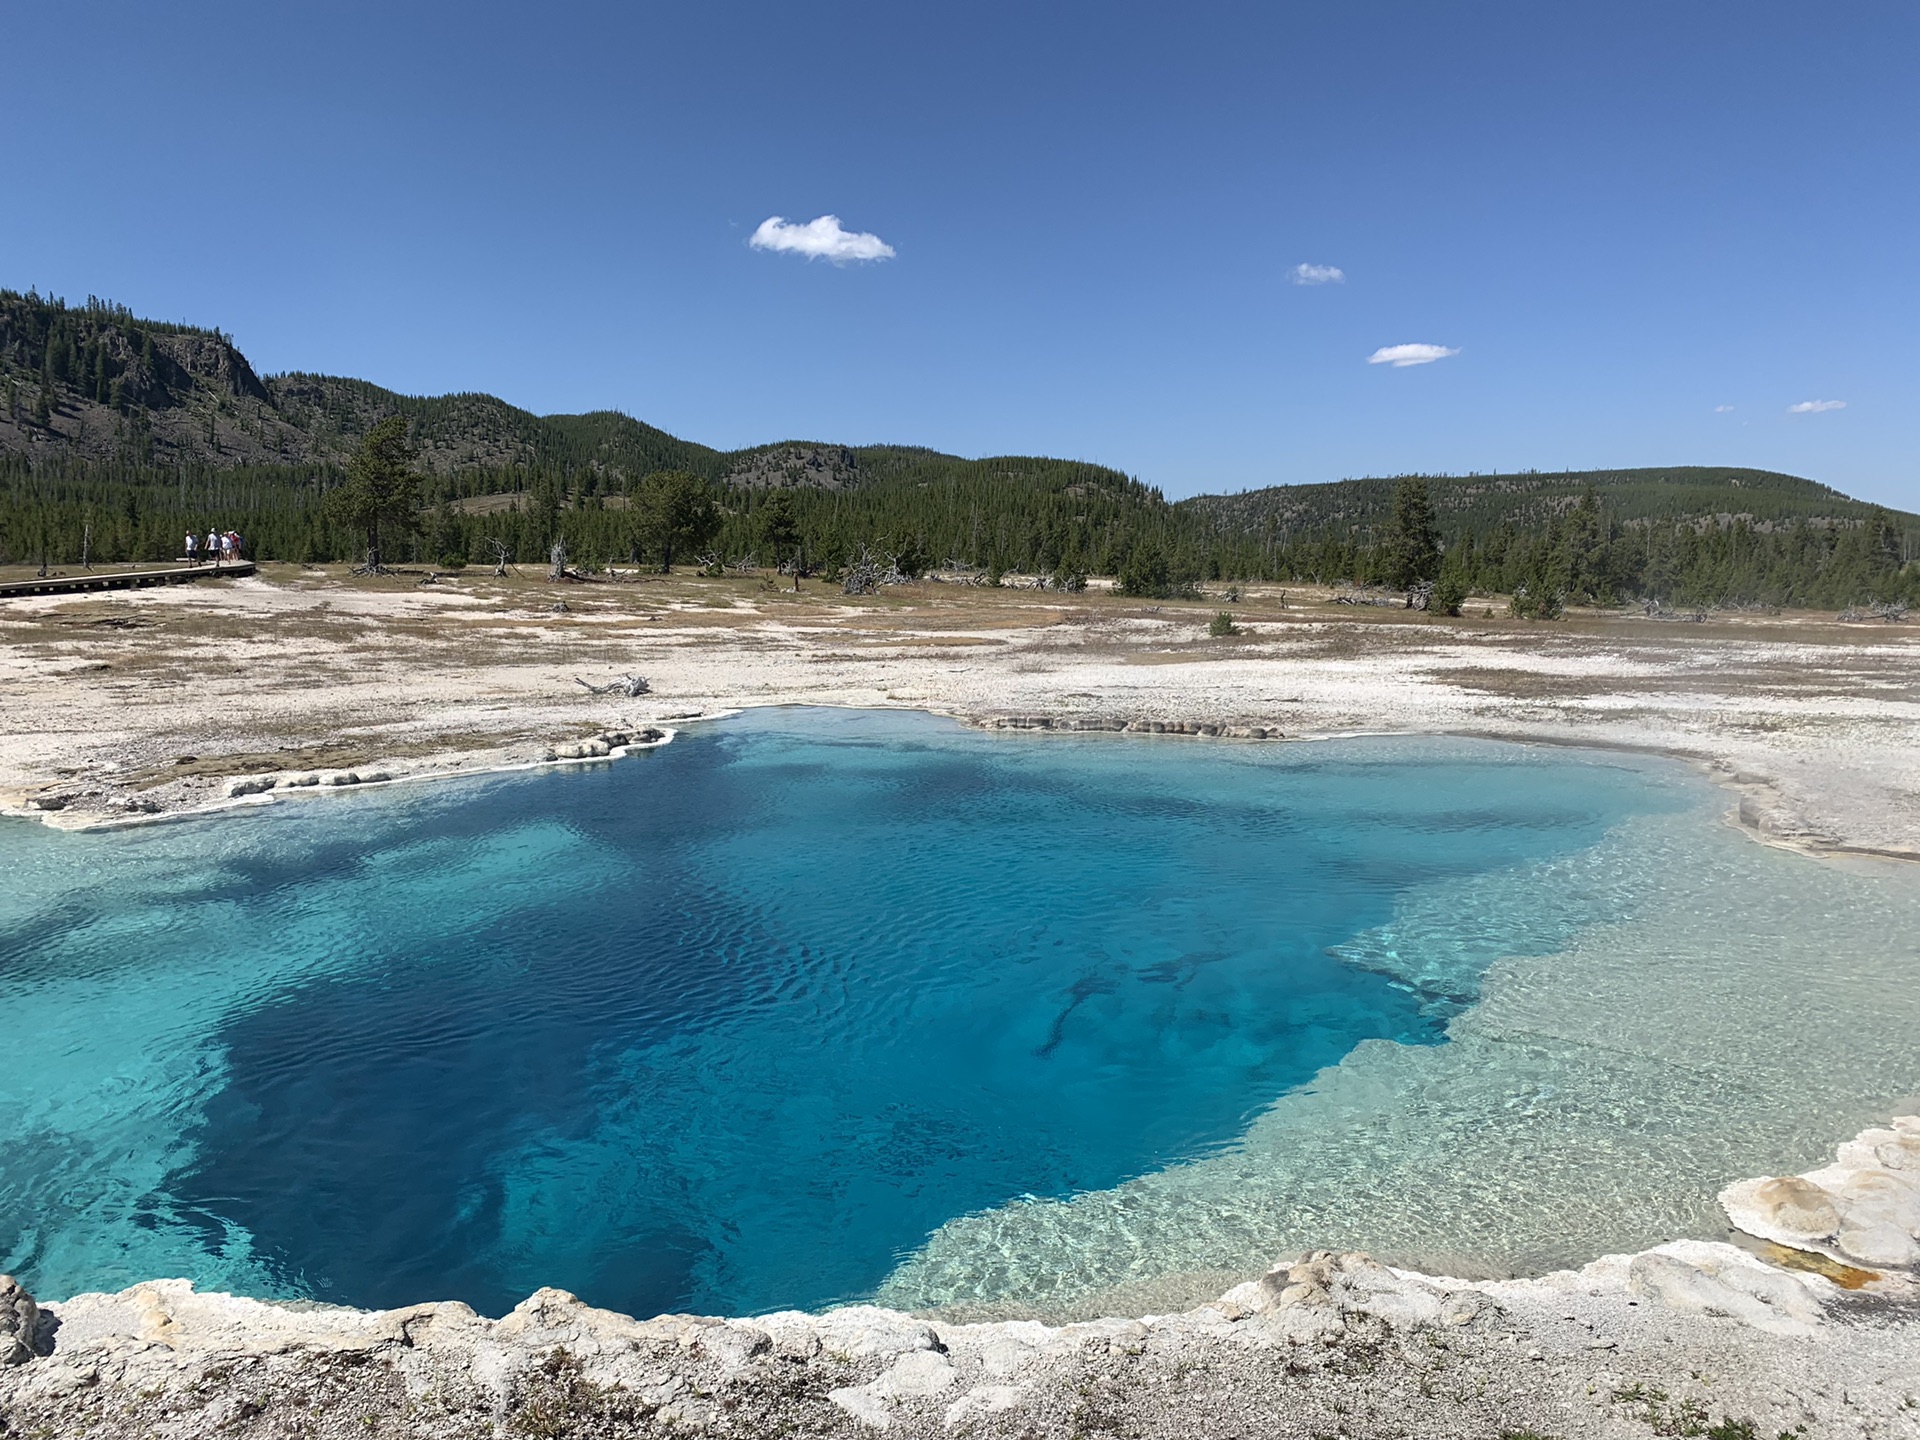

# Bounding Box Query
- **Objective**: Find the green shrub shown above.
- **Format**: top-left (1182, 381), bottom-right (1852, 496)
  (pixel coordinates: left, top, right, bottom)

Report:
top-left (1116, 546), bottom-right (1170, 598)
top-left (1509, 584), bottom-right (1564, 620)
top-left (1208, 611), bottom-right (1240, 637)
top-left (1117, 544), bottom-right (1202, 599)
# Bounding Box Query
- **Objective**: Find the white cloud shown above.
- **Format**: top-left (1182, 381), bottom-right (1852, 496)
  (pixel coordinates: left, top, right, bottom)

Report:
top-left (749, 214), bottom-right (895, 264)
top-left (1367, 343), bottom-right (1460, 368)
top-left (1787, 399), bottom-right (1846, 414)
top-left (1291, 263), bottom-right (1345, 285)
top-left (1713, 404), bottom-right (1735, 413)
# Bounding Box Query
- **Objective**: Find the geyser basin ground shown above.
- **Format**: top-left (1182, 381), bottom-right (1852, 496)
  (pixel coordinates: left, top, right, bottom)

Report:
top-left (2, 709), bottom-right (1916, 1324)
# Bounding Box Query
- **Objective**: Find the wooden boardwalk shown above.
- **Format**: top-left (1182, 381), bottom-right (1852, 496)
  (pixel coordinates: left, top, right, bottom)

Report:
top-left (0, 561), bottom-right (257, 599)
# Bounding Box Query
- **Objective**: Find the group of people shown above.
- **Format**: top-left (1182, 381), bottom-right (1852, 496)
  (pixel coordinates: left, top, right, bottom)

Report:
top-left (184, 529), bottom-right (245, 566)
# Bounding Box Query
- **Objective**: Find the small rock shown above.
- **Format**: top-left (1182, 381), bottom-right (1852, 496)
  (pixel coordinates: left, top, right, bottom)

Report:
top-left (1747, 1176), bottom-right (1843, 1239)
top-left (1246, 1306), bottom-right (1346, 1346)
top-left (773, 1330), bottom-right (821, 1363)
top-left (1288, 1253), bottom-right (1339, 1288)
top-left (830, 1386), bottom-right (894, 1430)
top-left (325, 772), bottom-right (361, 787)
top-left (872, 1349), bottom-right (956, 1400)
top-left (1626, 1249), bottom-right (1822, 1336)
top-left (975, 1336), bottom-right (1035, 1378)
top-left (228, 777), bottom-right (277, 798)
top-left (0, 1275), bottom-right (40, 1366)
top-left (287, 773), bottom-right (320, 787)
top-left (27, 795), bottom-right (69, 811)
top-left (1837, 1220), bottom-right (1919, 1268)
top-left (692, 1324), bottom-right (771, 1374)
top-left (945, 1384), bottom-right (1026, 1428)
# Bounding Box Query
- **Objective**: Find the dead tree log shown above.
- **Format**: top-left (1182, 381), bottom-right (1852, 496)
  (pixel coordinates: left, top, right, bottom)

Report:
top-left (1839, 600), bottom-right (1910, 622)
top-left (843, 544), bottom-right (911, 595)
top-left (575, 674), bottom-right (652, 697)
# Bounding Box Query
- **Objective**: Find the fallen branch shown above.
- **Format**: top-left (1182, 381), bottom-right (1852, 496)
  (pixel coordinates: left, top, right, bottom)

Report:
top-left (842, 543), bottom-right (913, 595)
top-left (1643, 598), bottom-right (1707, 622)
top-left (575, 674), bottom-right (652, 697)
top-left (1839, 600), bottom-right (1909, 623)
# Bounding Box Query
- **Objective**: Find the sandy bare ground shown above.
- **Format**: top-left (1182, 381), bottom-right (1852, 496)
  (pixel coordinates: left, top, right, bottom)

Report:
top-left (3, 562), bottom-right (1918, 858)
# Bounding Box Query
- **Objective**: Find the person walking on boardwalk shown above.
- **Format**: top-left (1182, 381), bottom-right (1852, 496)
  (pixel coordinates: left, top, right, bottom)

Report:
top-left (185, 531), bottom-right (199, 566)
top-left (206, 529), bottom-right (221, 566)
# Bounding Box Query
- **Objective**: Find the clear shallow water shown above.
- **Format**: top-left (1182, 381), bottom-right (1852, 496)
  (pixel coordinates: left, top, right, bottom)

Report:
top-left (1, 710), bottom-right (1914, 1321)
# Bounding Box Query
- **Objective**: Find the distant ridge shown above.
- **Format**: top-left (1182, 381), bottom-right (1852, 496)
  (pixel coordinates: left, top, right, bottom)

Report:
top-left (1180, 467), bottom-right (1889, 539)
top-left (0, 286), bottom-right (1896, 520)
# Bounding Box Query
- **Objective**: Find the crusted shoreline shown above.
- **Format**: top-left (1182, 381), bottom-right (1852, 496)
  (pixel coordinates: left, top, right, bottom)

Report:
top-left (5, 569), bottom-right (1918, 860)
top-left (3, 1121), bottom-right (1916, 1438)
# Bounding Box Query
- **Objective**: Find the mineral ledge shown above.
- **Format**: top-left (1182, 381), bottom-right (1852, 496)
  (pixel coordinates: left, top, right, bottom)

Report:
top-left (2, 1118), bottom-right (1916, 1438)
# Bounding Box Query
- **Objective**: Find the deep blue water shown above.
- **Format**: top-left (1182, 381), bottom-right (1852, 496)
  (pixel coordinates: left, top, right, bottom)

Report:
top-left (0, 709), bottom-right (1691, 1317)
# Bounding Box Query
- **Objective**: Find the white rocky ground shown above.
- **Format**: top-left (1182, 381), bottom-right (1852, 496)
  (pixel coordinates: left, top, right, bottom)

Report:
top-left (4, 566), bottom-right (1919, 1436)
top-left (2, 566), bottom-right (1918, 860)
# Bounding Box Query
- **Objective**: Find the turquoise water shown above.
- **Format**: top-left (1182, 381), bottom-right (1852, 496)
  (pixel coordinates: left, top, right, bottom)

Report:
top-left (3, 709), bottom-right (1911, 1321)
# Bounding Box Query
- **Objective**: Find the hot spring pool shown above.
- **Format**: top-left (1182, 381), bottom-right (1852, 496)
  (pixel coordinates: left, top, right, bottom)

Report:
top-left (2, 709), bottom-right (1916, 1320)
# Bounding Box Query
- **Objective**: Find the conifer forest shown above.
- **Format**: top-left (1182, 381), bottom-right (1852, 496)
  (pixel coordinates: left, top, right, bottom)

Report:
top-left (2, 288), bottom-right (1915, 610)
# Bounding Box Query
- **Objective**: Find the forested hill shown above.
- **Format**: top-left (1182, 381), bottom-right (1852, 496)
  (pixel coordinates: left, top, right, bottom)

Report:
top-left (0, 285), bottom-right (1152, 498)
top-left (0, 288), bottom-right (716, 476)
top-left (1179, 467), bottom-right (1881, 539)
top-left (2, 286), bottom-right (1916, 608)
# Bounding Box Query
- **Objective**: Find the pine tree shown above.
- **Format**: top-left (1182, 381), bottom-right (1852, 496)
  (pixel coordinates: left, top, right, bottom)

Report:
top-left (1381, 476), bottom-right (1441, 593)
top-left (756, 489), bottom-right (801, 568)
top-left (326, 416), bottom-right (421, 571)
top-left (631, 470), bottom-right (718, 572)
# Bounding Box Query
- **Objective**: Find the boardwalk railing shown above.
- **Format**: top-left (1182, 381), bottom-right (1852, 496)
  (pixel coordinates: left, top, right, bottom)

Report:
top-left (0, 562), bottom-right (258, 600)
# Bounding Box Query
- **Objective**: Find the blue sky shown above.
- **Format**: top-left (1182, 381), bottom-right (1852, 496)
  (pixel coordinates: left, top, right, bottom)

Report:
top-left (6, 1), bottom-right (1915, 504)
